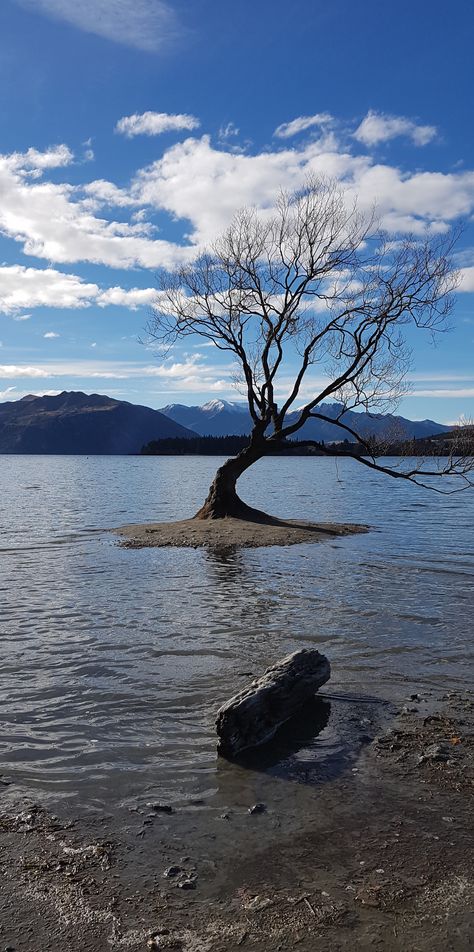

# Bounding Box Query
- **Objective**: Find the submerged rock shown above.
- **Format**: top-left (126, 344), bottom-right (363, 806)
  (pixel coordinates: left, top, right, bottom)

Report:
top-left (216, 649), bottom-right (330, 757)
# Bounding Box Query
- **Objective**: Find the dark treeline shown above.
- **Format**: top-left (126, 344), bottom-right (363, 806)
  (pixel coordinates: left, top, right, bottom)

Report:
top-left (140, 435), bottom-right (366, 456)
top-left (140, 429), bottom-right (473, 458)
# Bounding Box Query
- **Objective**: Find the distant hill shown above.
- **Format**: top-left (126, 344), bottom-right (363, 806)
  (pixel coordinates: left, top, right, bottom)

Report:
top-left (159, 399), bottom-right (252, 436)
top-left (0, 391), bottom-right (195, 454)
top-left (159, 399), bottom-right (451, 442)
top-left (0, 390), bottom-right (453, 455)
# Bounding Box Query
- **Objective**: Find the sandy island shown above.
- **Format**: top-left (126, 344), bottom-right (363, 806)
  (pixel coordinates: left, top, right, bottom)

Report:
top-left (114, 516), bottom-right (369, 549)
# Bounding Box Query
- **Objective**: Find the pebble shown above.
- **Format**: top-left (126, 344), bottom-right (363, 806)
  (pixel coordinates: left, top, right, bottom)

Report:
top-left (178, 878), bottom-right (196, 890)
top-left (146, 803), bottom-right (174, 814)
top-left (164, 866), bottom-right (183, 878)
top-left (248, 803), bottom-right (266, 815)
top-left (417, 743), bottom-right (450, 765)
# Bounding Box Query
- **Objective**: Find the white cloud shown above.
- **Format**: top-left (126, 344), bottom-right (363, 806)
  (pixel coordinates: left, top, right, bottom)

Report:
top-left (15, 0), bottom-right (180, 52)
top-left (0, 365), bottom-right (51, 379)
top-left (0, 153), bottom-right (190, 269)
top-left (0, 387), bottom-right (63, 402)
top-left (0, 265), bottom-right (158, 315)
top-left (97, 286), bottom-right (156, 308)
top-left (131, 134), bottom-right (361, 246)
top-left (116, 111), bottom-right (199, 138)
top-left (218, 122), bottom-right (240, 141)
top-left (82, 179), bottom-right (134, 208)
top-left (354, 111), bottom-right (437, 147)
top-left (0, 356), bottom-right (234, 392)
top-left (409, 373), bottom-right (474, 382)
top-left (459, 267), bottom-right (474, 292)
top-left (10, 144), bottom-right (74, 171)
top-left (2, 123), bottom-right (474, 279)
top-left (412, 388), bottom-right (474, 398)
top-left (43, 331), bottom-right (60, 338)
top-left (274, 113), bottom-right (334, 139)
top-left (0, 266), bottom-right (99, 315)
top-left (131, 134), bottom-right (474, 245)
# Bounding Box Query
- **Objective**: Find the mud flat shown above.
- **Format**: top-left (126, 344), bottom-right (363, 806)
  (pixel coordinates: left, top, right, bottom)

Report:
top-left (1, 689), bottom-right (472, 951)
top-left (114, 516), bottom-right (368, 549)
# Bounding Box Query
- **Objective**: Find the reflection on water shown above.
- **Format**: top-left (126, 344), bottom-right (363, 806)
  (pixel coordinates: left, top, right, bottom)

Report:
top-left (229, 697), bottom-right (332, 774)
top-left (0, 454), bottom-right (473, 810)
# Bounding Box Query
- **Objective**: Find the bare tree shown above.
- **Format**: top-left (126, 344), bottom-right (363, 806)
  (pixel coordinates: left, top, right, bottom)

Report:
top-left (147, 178), bottom-right (473, 520)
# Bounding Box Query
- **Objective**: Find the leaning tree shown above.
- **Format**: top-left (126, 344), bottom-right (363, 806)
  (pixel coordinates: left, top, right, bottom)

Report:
top-left (147, 178), bottom-right (473, 520)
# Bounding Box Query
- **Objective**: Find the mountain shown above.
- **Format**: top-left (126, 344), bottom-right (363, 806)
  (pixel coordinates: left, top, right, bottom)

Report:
top-left (159, 399), bottom-right (253, 436)
top-left (0, 391), bottom-right (195, 454)
top-left (0, 390), bottom-right (451, 455)
top-left (159, 399), bottom-right (451, 442)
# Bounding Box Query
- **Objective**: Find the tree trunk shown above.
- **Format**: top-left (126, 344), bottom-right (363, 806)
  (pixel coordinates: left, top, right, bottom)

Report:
top-left (194, 441), bottom-right (270, 521)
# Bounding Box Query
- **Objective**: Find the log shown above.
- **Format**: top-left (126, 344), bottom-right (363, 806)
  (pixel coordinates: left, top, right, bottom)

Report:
top-left (216, 649), bottom-right (330, 757)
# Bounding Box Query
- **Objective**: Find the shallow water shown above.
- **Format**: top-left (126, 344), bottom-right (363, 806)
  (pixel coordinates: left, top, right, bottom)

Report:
top-left (0, 455), bottom-right (472, 811)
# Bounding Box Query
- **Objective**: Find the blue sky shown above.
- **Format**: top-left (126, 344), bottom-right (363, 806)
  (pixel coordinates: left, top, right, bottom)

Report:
top-left (0, 0), bottom-right (473, 423)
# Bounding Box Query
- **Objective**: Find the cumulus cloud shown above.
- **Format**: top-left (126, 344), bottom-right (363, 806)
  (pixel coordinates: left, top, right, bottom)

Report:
top-left (15, 0), bottom-right (180, 53)
top-left (10, 144), bottom-right (74, 171)
top-left (0, 152), bottom-right (191, 269)
top-left (130, 134), bottom-right (474, 244)
top-left (459, 267), bottom-right (474, 292)
top-left (96, 286), bottom-right (156, 308)
top-left (273, 113), bottom-right (334, 139)
top-left (43, 331), bottom-right (60, 338)
top-left (0, 266), bottom-right (100, 315)
top-left (83, 179), bottom-right (133, 207)
top-left (354, 110), bottom-right (437, 147)
top-left (0, 265), bottom-right (158, 315)
top-left (0, 365), bottom-right (51, 379)
top-left (130, 134), bottom-right (362, 246)
top-left (2, 121), bottom-right (474, 280)
top-left (115, 111), bottom-right (200, 138)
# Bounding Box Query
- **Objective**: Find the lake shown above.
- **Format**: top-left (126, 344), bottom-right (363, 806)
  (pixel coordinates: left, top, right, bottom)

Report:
top-left (0, 455), bottom-right (472, 812)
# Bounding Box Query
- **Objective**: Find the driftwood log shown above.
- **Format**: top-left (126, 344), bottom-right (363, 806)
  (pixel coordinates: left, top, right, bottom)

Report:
top-left (216, 649), bottom-right (330, 757)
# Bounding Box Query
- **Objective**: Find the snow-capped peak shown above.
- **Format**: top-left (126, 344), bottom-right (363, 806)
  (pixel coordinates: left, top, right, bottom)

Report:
top-left (201, 399), bottom-right (247, 414)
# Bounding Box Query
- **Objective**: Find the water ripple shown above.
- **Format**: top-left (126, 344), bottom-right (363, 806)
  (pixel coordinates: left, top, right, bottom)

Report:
top-left (0, 454), bottom-right (472, 809)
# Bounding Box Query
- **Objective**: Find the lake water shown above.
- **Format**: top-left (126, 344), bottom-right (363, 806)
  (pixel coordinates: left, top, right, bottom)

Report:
top-left (0, 455), bottom-right (472, 812)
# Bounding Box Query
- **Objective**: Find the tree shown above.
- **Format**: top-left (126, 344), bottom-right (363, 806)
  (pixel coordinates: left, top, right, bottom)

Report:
top-left (147, 178), bottom-right (473, 521)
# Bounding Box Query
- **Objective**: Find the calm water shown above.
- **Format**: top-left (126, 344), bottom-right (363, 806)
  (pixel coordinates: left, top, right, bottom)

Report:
top-left (0, 455), bottom-right (472, 811)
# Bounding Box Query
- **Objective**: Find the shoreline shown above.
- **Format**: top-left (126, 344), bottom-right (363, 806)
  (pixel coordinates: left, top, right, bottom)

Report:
top-left (114, 516), bottom-right (369, 549)
top-left (1, 687), bottom-right (472, 951)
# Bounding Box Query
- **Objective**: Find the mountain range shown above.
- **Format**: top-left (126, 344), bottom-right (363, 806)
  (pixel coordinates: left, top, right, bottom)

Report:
top-left (159, 399), bottom-right (451, 442)
top-left (0, 391), bottom-right (451, 454)
top-left (0, 391), bottom-right (194, 454)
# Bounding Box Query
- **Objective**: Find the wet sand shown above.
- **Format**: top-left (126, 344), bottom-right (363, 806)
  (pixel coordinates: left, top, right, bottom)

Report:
top-left (1, 689), bottom-right (472, 951)
top-left (114, 516), bottom-right (369, 549)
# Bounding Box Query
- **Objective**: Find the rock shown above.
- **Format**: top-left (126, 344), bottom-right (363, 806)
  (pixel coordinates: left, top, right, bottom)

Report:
top-left (146, 803), bottom-right (174, 814)
top-left (417, 743), bottom-right (450, 765)
top-left (164, 865), bottom-right (183, 878)
top-left (248, 803), bottom-right (266, 815)
top-left (216, 649), bottom-right (330, 757)
top-left (178, 878), bottom-right (196, 890)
